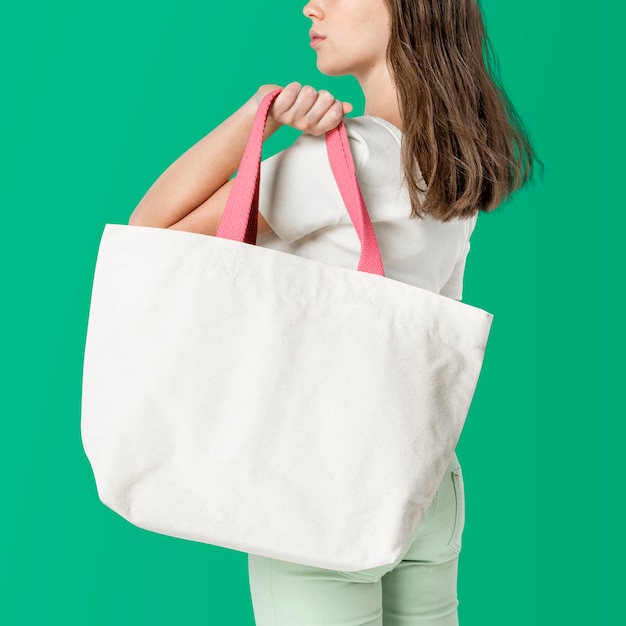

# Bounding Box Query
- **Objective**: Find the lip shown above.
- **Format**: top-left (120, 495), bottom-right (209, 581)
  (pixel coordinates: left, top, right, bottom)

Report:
top-left (309, 29), bottom-right (326, 47)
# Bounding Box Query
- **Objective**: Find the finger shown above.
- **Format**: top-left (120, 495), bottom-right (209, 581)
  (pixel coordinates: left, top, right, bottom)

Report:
top-left (287, 85), bottom-right (321, 122)
top-left (270, 82), bottom-right (301, 118)
top-left (311, 100), bottom-right (346, 135)
top-left (294, 89), bottom-right (338, 132)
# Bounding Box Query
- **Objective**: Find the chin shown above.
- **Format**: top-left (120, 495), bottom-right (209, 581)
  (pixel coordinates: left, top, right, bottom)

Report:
top-left (315, 61), bottom-right (350, 77)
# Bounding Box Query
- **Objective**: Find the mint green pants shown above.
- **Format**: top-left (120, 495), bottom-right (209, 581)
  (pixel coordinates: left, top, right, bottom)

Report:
top-left (248, 452), bottom-right (465, 626)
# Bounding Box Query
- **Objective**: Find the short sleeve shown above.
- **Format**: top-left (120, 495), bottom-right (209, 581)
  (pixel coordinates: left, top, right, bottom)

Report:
top-left (257, 132), bottom-right (347, 244)
top-left (439, 215), bottom-right (478, 301)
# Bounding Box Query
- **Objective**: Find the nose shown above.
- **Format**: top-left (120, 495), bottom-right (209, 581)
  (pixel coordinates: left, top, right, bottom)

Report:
top-left (303, 1), bottom-right (323, 19)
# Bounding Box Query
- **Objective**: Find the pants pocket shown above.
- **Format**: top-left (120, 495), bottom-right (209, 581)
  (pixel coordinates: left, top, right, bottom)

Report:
top-left (447, 466), bottom-right (465, 554)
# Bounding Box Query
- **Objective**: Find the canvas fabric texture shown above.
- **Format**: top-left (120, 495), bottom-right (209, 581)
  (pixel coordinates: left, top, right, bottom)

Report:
top-left (81, 89), bottom-right (493, 572)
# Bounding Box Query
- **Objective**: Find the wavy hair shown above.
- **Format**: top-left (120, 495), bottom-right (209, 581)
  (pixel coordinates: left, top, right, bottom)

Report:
top-left (382, 0), bottom-right (541, 221)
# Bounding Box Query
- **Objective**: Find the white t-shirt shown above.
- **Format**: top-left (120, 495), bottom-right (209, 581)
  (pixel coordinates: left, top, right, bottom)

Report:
top-left (257, 115), bottom-right (477, 301)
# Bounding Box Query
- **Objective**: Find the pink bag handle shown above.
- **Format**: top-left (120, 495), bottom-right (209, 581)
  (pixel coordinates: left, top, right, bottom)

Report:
top-left (216, 88), bottom-right (385, 276)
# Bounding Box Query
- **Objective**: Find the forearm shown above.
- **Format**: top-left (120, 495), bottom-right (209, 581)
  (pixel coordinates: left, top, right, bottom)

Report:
top-left (129, 91), bottom-right (282, 228)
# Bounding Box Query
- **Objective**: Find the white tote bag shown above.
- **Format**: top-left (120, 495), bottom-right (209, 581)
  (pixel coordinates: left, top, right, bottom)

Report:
top-left (81, 89), bottom-right (493, 572)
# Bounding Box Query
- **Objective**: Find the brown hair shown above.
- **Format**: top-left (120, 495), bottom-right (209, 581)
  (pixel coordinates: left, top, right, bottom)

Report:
top-left (383, 0), bottom-right (541, 221)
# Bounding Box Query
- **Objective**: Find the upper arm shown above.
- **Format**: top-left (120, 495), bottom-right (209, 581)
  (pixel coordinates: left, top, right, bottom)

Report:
top-left (257, 132), bottom-right (350, 243)
top-left (168, 177), bottom-right (274, 237)
top-left (439, 250), bottom-right (469, 301)
top-left (439, 216), bottom-right (478, 301)
top-left (170, 120), bottom-right (367, 242)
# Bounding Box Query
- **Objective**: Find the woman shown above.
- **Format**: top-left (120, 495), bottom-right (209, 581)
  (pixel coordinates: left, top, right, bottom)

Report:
top-left (129, 1), bottom-right (538, 624)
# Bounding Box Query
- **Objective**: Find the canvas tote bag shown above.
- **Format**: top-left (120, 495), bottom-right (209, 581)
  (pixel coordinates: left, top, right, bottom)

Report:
top-left (81, 88), bottom-right (494, 572)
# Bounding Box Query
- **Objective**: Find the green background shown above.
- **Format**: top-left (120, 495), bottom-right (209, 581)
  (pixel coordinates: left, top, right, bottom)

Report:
top-left (1, 1), bottom-right (621, 624)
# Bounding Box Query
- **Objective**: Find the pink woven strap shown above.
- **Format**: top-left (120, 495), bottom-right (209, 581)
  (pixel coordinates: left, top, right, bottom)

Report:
top-left (324, 124), bottom-right (385, 276)
top-left (216, 88), bottom-right (385, 276)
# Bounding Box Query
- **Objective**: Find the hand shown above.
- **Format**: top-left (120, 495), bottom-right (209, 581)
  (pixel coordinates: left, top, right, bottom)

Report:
top-left (255, 82), bottom-right (353, 136)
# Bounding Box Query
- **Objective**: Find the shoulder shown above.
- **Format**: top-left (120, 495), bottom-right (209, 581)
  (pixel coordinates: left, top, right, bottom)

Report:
top-left (343, 115), bottom-right (403, 143)
top-left (261, 115), bottom-right (405, 193)
top-left (280, 115), bottom-right (401, 157)
top-left (342, 116), bottom-right (403, 180)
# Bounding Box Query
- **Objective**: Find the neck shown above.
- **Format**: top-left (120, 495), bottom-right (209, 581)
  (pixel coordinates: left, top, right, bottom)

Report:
top-left (356, 64), bottom-right (403, 132)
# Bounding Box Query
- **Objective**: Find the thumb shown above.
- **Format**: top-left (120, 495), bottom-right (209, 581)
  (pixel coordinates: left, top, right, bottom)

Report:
top-left (342, 102), bottom-right (353, 115)
top-left (255, 83), bottom-right (283, 107)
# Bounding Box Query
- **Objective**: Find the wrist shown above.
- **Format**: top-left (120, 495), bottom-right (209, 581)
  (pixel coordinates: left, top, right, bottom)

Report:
top-left (249, 87), bottom-right (283, 140)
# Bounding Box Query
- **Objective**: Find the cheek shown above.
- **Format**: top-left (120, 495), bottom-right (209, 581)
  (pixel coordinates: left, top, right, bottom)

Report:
top-left (359, 26), bottom-right (389, 64)
top-left (359, 13), bottom-right (390, 54)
